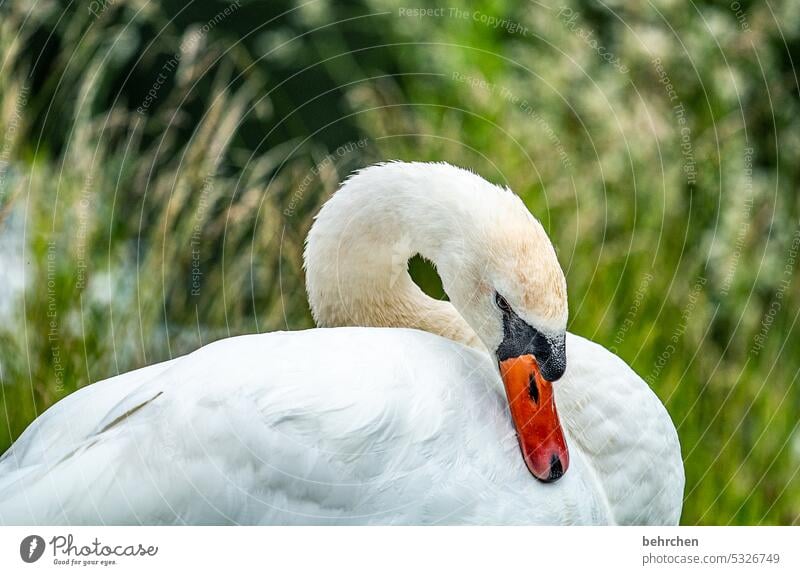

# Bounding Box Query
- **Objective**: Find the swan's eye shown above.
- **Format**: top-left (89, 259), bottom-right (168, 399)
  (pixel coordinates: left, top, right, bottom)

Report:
top-left (495, 292), bottom-right (512, 313)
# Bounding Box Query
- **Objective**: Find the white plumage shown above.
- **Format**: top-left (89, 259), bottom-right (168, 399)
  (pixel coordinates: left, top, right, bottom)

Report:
top-left (0, 162), bottom-right (684, 525)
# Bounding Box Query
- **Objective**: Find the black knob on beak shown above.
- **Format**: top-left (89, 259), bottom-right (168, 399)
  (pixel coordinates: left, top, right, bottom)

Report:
top-left (547, 454), bottom-right (565, 482)
top-left (534, 331), bottom-right (566, 381)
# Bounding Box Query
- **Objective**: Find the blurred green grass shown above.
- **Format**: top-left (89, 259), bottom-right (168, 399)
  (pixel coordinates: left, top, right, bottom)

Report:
top-left (0, 0), bottom-right (798, 524)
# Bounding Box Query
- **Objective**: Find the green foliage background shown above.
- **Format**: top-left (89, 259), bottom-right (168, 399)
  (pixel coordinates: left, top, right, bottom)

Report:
top-left (0, 0), bottom-right (798, 524)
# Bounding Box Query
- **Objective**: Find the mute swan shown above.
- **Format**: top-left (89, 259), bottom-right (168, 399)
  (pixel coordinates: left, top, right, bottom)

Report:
top-left (0, 162), bottom-right (684, 525)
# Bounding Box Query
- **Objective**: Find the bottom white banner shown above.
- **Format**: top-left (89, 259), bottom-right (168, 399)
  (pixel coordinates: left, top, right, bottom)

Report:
top-left (0, 526), bottom-right (796, 574)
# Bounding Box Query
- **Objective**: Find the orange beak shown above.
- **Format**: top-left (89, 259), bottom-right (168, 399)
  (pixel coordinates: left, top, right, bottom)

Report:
top-left (499, 355), bottom-right (569, 482)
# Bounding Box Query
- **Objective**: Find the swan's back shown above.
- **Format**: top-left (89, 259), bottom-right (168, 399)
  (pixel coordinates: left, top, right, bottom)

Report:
top-left (0, 328), bottom-right (608, 525)
top-left (557, 334), bottom-right (684, 525)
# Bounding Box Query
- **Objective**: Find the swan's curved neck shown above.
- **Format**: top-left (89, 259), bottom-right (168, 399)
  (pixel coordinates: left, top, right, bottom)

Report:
top-left (304, 163), bottom-right (483, 349)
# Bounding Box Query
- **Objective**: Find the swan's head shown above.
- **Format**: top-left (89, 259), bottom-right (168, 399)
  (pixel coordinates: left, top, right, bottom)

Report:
top-left (439, 192), bottom-right (570, 482)
top-left (306, 161), bottom-right (570, 482)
